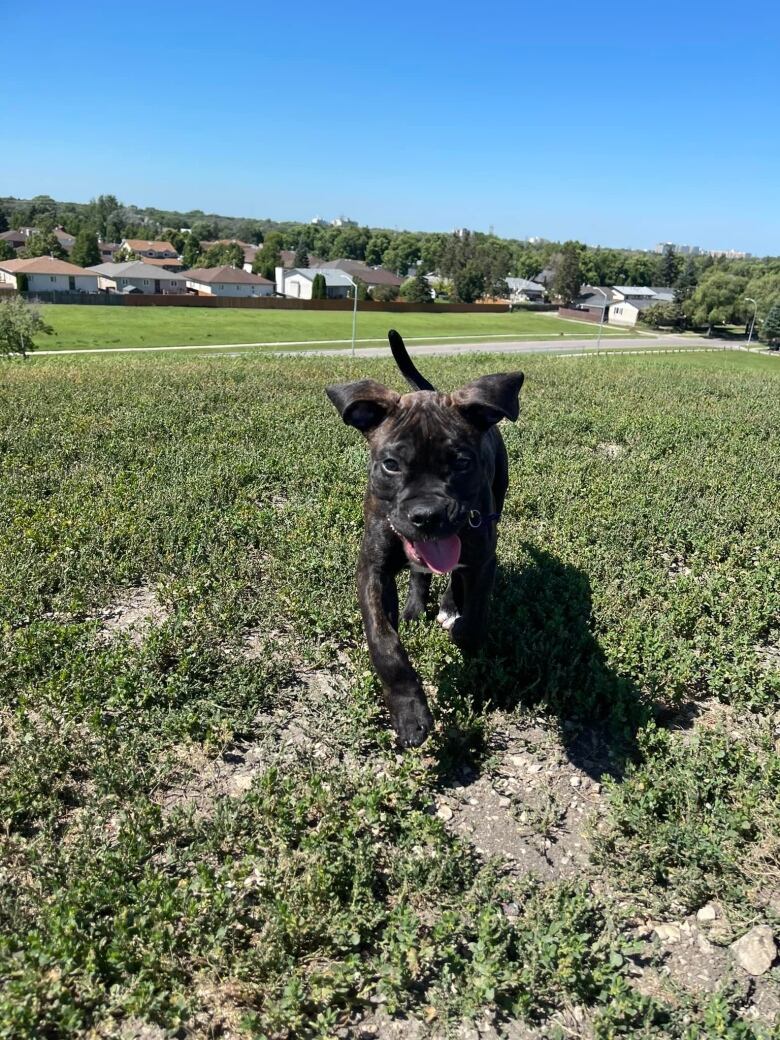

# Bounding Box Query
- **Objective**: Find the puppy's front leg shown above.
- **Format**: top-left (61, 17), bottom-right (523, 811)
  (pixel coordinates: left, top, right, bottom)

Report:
top-left (357, 551), bottom-right (433, 747)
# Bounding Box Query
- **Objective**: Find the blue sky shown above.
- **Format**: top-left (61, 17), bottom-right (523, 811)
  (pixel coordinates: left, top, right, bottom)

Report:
top-left (3, 1), bottom-right (779, 254)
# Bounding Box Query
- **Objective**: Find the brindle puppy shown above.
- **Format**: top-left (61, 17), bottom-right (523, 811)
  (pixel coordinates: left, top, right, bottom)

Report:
top-left (326, 330), bottom-right (524, 747)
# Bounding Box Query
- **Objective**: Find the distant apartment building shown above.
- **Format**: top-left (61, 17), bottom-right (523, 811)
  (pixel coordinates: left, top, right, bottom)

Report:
top-left (654, 242), bottom-right (701, 255)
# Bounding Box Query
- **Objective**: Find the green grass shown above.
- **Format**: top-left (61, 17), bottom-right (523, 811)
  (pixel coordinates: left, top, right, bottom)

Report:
top-left (1, 350), bottom-right (778, 1037)
top-left (36, 305), bottom-right (637, 352)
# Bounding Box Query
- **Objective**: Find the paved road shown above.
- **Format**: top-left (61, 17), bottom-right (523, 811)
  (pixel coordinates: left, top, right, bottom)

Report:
top-left (34, 334), bottom-right (736, 359)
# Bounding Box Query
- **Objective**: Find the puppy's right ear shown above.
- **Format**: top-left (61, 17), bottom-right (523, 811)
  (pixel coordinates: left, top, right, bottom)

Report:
top-left (325, 380), bottom-right (400, 433)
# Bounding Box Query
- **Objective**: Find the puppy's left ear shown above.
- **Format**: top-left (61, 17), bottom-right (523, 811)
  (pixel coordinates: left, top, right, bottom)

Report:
top-left (452, 372), bottom-right (525, 430)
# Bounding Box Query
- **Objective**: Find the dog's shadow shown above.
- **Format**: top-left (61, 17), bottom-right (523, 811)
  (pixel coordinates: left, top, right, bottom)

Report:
top-left (432, 544), bottom-right (645, 783)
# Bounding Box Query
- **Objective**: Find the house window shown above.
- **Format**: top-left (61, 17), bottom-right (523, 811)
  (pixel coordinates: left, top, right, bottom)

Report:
top-left (143, 280), bottom-right (150, 286)
top-left (50, 276), bottom-right (56, 283)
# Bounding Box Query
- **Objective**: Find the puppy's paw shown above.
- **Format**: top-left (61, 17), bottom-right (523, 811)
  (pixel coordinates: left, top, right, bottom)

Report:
top-left (388, 691), bottom-right (434, 748)
top-left (436, 609), bottom-right (460, 631)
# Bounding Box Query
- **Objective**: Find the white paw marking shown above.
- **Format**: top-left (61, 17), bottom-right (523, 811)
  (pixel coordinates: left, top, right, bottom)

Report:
top-left (436, 610), bottom-right (460, 631)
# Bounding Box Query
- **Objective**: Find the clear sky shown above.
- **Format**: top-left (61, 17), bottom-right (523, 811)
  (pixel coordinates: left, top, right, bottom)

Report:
top-left (3, 1), bottom-right (779, 255)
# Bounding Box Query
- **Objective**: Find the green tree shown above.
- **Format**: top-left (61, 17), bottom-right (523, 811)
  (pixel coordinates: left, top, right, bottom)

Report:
top-left (0, 296), bottom-right (53, 359)
top-left (311, 273), bottom-right (327, 300)
top-left (399, 270), bottom-right (433, 303)
top-left (365, 232), bottom-right (391, 267)
top-left (551, 242), bottom-right (582, 304)
top-left (745, 272), bottom-right (780, 318)
top-left (21, 230), bottom-right (66, 260)
top-left (453, 262), bottom-right (485, 303)
top-left (70, 229), bottom-right (101, 268)
top-left (0, 210), bottom-right (8, 233)
top-left (199, 242), bottom-right (244, 268)
top-left (638, 302), bottom-right (685, 329)
top-left (657, 244), bottom-right (682, 286)
top-left (294, 241), bottom-right (309, 268)
top-left (383, 233), bottom-right (421, 276)
top-left (253, 232), bottom-right (283, 279)
top-left (181, 233), bottom-right (201, 269)
top-left (761, 304), bottom-right (780, 348)
top-left (370, 284), bottom-right (400, 302)
top-left (674, 258), bottom-right (698, 303)
top-left (685, 271), bottom-right (748, 335)
top-left (163, 228), bottom-right (185, 254)
top-left (0, 240), bottom-right (15, 261)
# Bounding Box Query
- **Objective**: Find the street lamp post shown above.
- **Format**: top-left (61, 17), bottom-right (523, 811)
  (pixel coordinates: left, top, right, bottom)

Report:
top-left (745, 297), bottom-right (758, 348)
top-left (343, 275), bottom-right (359, 357)
top-left (591, 286), bottom-right (609, 353)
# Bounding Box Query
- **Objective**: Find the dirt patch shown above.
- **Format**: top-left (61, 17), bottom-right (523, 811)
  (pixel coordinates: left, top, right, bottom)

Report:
top-left (628, 914), bottom-right (780, 1027)
top-left (435, 715), bottom-right (607, 880)
top-left (158, 669), bottom-right (360, 818)
top-left (98, 585), bottom-right (168, 645)
top-left (756, 641), bottom-right (780, 673)
top-left (354, 1006), bottom-right (590, 1039)
top-left (595, 441), bottom-right (625, 460)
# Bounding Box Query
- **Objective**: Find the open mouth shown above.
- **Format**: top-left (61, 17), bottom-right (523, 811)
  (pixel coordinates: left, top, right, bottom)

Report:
top-left (390, 523), bottom-right (462, 574)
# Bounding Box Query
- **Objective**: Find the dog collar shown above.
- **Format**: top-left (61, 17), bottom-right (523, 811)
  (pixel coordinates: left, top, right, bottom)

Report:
top-left (468, 509), bottom-right (501, 529)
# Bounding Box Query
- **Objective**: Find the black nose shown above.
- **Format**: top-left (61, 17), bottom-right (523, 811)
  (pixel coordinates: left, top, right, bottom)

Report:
top-left (408, 504), bottom-right (445, 530)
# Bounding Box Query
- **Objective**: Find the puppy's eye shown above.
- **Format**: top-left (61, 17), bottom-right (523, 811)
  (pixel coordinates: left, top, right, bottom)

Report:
top-left (453, 456), bottom-right (473, 471)
top-left (382, 458), bottom-right (401, 474)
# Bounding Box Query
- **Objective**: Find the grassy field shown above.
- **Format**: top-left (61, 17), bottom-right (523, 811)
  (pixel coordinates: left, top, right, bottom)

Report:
top-left (36, 305), bottom-right (637, 352)
top-left (1, 350), bottom-right (779, 1037)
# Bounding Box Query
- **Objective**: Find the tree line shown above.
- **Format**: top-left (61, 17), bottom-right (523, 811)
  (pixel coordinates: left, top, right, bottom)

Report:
top-left (1, 194), bottom-right (778, 337)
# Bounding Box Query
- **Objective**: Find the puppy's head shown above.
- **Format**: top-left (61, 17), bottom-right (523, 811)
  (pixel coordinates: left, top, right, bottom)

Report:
top-left (325, 372), bottom-right (524, 573)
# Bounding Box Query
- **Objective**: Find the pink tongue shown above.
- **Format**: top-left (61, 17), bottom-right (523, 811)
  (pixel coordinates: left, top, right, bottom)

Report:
top-left (406, 534), bottom-right (461, 574)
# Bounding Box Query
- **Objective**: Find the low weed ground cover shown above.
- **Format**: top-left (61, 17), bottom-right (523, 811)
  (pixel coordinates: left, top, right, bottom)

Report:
top-left (37, 305), bottom-right (635, 352)
top-left (0, 349), bottom-right (778, 1037)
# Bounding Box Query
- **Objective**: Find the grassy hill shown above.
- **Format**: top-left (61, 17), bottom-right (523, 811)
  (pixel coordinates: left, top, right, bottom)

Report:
top-left (1, 350), bottom-right (778, 1037)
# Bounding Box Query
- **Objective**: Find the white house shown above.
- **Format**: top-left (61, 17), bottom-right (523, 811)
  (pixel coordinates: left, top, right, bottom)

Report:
top-left (276, 267), bottom-right (354, 299)
top-left (185, 265), bottom-right (274, 297)
top-left (89, 261), bottom-right (186, 294)
top-left (608, 287), bottom-right (675, 326)
top-left (0, 256), bottom-right (99, 293)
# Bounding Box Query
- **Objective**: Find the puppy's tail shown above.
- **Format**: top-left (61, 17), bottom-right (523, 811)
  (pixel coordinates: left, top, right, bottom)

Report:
top-left (388, 329), bottom-right (436, 392)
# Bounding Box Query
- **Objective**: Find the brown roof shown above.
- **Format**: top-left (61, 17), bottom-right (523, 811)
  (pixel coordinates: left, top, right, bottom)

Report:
top-left (123, 239), bottom-right (177, 253)
top-left (0, 256), bottom-right (96, 276)
top-left (140, 256), bottom-right (185, 268)
top-left (185, 265), bottom-right (273, 285)
top-left (311, 258), bottom-right (403, 287)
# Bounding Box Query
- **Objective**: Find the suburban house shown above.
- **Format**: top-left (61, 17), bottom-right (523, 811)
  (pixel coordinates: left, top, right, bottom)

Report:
top-left (0, 256), bottom-right (99, 293)
top-left (506, 277), bottom-right (546, 303)
top-left (275, 266), bottom-right (354, 299)
top-left (0, 225), bottom-right (75, 255)
top-left (572, 286), bottom-right (619, 318)
top-left (98, 241), bottom-right (120, 263)
top-left (119, 238), bottom-right (178, 259)
top-left (310, 258), bottom-right (404, 293)
top-left (0, 229), bottom-right (27, 253)
top-left (609, 287), bottom-right (675, 326)
top-left (185, 266), bottom-right (274, 297)
top-left (139, 256), bottom-right (185, 272)
top-left (89, 261), bottom-right (186, 294)
top-left (572, 285), bottom-right (676, 325)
